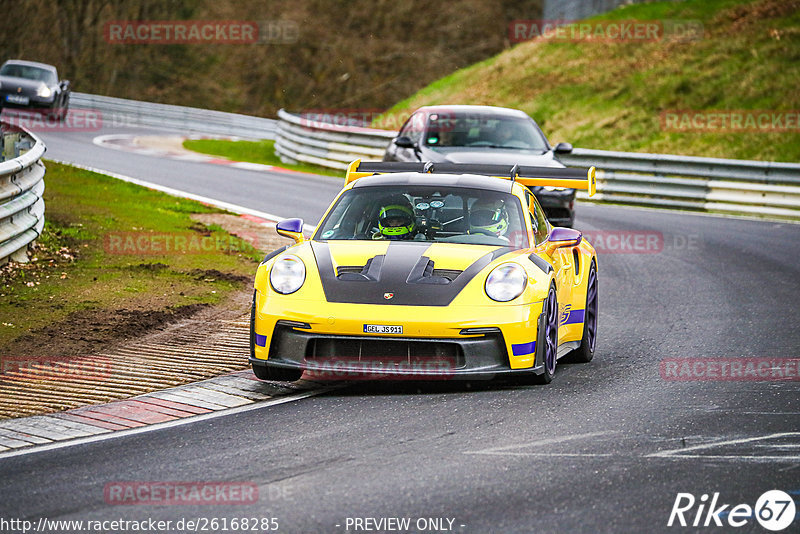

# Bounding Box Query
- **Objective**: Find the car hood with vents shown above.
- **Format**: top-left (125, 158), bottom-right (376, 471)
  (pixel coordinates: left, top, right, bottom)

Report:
top-left (309, 240), bottom-right (513, 306)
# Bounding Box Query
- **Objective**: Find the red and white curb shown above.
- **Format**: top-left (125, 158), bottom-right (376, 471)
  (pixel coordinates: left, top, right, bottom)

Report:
top-left (0, 371), bottom-right (331, 457)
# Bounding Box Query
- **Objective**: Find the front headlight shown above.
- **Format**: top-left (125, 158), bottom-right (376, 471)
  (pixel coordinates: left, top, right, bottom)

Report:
top-left (269, 255), bottom-right (305, 294)
top-left (485, 263), bottom-right (527, 302)
top-left (37, 85), bottom-right (52, 98)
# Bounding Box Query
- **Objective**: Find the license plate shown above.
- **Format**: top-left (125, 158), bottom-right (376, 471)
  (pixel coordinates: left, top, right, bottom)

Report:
top-left (363, 324), bottom-right (403, 334)
top-left (6, 94), bottom-right (29, 105)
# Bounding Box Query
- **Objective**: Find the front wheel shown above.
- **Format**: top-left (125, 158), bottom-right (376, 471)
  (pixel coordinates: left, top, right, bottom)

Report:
top-left (565, 259), bottom-right (598, 363)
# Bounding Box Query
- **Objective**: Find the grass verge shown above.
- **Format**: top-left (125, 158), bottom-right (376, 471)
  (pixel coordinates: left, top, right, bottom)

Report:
top-left (376, 0), bottom-right (800, 162)
top-left (0, 161), bottom-right (262, 354)
top-left (183, 138), bottom-right (344, 178)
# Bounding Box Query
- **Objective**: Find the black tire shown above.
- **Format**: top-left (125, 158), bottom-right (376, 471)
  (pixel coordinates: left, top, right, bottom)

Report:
top-left (565, 259), bottom-right (598, 363)
top-left (534, 283), bottom-right (559, 384)
top-left (252, 363), bottom-right (302, 382)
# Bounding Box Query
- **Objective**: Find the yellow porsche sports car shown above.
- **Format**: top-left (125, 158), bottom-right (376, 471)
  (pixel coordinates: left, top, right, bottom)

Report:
top-left (250, 161), bottom-right (598, 384)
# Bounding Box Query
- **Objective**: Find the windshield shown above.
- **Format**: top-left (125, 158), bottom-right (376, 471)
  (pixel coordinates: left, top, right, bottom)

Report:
top-left (314, 185), bottom-right (528, 248)
top-left (0, 64), bottom-right (57, 85)
top-left (423, 112), bottom-right (548, 151)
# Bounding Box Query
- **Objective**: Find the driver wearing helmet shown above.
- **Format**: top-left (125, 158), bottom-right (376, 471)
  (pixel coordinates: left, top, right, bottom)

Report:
top-left (469, 198), bottom-right (509, 238)
top-left (374, 195), bottom-right (418, 240)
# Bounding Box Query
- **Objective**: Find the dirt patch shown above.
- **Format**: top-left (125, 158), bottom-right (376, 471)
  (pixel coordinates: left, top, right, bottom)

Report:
top-left (189, 268), bottom-right (252, 285)
top-left (191, 212), bottom-right (295, 254)
top-left (715, 0), bottom-right (800, 33)
top-left (3, 303), bottom-right (209, 359)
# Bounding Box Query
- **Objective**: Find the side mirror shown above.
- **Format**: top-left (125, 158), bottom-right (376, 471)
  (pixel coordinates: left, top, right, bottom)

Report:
top-left (276, 218), bottom-right (304, 244)
top-left (60, 80), bottom-right (71, 89)
top-left (545, 227), bottom-right (582, 255)
top-left (553, 142), bottom-right (573, 154)
top-left (393, 136), bottom-right (416, 149)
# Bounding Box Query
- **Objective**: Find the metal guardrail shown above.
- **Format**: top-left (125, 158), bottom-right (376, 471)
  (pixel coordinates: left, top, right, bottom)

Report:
top-left (0, 122), bottom-right (46, 263)
top-left (274, 109), bottom-right (800, 220)
top-left (275, 109), bottom-right (395, 170)
top-left (71, 93), bottom-right (277, 139)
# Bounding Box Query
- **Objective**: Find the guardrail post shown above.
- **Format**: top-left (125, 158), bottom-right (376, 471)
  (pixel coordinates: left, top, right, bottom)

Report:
top-left (15, 138), bottom-right (31, 158)
top-left (3, 132), bottom-right (20, 162)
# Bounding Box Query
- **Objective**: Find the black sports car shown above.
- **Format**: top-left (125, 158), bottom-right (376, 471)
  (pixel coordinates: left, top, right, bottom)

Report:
top-left (0, 60), bottom-right (71, 121)
top-left (384, 105), bottom-right (576, 227)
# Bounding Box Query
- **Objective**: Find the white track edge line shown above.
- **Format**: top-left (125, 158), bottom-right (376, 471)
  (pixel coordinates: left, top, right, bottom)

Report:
top-left (0, 388), bottom-right (334, 461)
top-left (47, 159), bottom-right (318, 232)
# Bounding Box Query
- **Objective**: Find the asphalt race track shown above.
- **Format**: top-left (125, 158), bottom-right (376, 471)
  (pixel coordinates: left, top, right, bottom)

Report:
top-left (1, 124), bottom-right (798, 533)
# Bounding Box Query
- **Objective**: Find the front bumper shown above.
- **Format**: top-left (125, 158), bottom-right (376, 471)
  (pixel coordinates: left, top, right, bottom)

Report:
top-left (0, 92), bottom-right (57, 111)
top-left (251, 297), bottom-right (545, 380)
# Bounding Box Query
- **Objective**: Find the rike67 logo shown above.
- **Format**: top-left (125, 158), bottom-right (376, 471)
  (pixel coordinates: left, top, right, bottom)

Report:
top-left (668, 490), bottom-right (796, 531)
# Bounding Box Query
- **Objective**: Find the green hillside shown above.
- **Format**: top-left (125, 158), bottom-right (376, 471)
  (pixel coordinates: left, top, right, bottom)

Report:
top-left (379, 0), bottom-right (800, 162)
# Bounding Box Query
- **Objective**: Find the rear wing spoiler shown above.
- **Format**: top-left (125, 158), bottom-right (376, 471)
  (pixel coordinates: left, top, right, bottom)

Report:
top-left (345, 160), bottom-right (596, 196)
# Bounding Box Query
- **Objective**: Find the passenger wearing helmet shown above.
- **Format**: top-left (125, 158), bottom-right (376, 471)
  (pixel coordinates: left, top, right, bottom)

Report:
top-left (470, 198), bottom-right (509, 238)
top-left (374, 195), bottom-right (417, 240)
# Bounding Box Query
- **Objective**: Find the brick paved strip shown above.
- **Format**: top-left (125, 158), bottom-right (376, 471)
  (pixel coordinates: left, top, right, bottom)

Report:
top-left (52, 412), bottom-right (130, 431)
top-left (0, 419), bottom-right (96, 441)
top-left (0, 427), bottom-right (53, 445)
top-left (0, 437), bottom-right (32, 449)
top-left (176, 386), bottom-right (254, 408)
top-left (80, 403), bottom-right (178, 425)
top-left (199, 381), bottom-right (274, 401)
top-left (134, 396), bottom-right (212, 415)
top-left (123, 400), bottom-right (198, 418)
top-left (68, 408), bottom-right (147, 428)
top-left (2, 415), bottom-right (105, 437)
top-left (146, 391), bottom-right (229, 410)
top-left (0, 367), bottom-right (325, 456)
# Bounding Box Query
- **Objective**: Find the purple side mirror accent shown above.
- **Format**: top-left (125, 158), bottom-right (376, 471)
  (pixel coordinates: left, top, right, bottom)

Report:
top-left (276, 218), bottom-right (304, 234)
top-left (549, 227), bottom-right (582, 245)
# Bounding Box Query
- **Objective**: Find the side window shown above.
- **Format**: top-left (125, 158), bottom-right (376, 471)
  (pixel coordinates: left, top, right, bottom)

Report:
top-left (533, 196), bottom-right (549, 245)
top-left (525, 190), bottom-right (548, 245)
top-left (399, 112), bottom-right (424, 145)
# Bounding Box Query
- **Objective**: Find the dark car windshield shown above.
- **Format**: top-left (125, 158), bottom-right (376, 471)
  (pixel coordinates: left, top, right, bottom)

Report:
top-left (423, 112), bottom-right (548, 151)
top-left (0, 64), bottom-right (57, 85)
top-left (314, 185), bottom-right (529, 248)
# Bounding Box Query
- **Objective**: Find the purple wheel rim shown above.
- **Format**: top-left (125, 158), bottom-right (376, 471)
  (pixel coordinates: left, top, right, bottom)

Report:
top-left (545, 287), bottom-right (557, 375)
